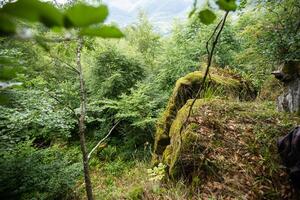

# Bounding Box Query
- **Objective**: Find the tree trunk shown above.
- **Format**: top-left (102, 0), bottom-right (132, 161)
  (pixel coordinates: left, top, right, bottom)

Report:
top-left (77, 37), bottom-right (94, 200)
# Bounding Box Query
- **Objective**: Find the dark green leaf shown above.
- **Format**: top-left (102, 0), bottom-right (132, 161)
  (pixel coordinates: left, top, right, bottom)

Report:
top-left (65, 4), bottom-right (108, 27)
top-left (0, 13), bottom-right (16, 36)
top-left (198, 9), bottom-right (216, 25)
top-left (216, 0), bottom-right (237, 11)
top-left (0, 92), bottom-right (9, 105)
top-left (0, 56), bottom-right (18, 67)
top-left (80, 25), bottom-right (124, 38)
top-left (1, 0), bottom-right (64, 27)
top-left (0, 66), bottom-right (19, 81)
top-left (35, 36), bottom-right (50, 52)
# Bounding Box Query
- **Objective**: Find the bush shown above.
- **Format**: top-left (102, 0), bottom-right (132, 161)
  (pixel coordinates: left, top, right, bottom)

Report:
top-left (0, 142), bottom-right (81, 200)
top-left (88, 48), bottom-right (145, 99)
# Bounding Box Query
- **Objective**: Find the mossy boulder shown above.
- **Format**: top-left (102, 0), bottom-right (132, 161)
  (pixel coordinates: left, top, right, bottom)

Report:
top-left (152, 69), bottom-right (256, 165)
top-left (154, 99), bottom-right (300, 199)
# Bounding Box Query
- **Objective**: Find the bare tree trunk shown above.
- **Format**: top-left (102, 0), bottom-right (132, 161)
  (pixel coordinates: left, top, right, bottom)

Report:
top-left (77, 37), bottom-right (94, 200)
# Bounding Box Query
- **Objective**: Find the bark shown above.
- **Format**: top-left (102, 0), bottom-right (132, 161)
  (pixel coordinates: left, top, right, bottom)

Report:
top-left (77, 37), bottom-right (94, 200)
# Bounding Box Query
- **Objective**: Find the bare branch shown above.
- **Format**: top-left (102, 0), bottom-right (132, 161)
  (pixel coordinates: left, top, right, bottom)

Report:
top-left (43, 37), bottom-right (76, 43)
top-left (88, 121), bottom-right (120, 161)
top-left (49, 54), bottom-right (80, 74)
top-left (205, 19), bottom-right (222, 65)
top-left (180, 11), bottom-right (229, 137)
top-left (47, 92), bottom-right (77, 116)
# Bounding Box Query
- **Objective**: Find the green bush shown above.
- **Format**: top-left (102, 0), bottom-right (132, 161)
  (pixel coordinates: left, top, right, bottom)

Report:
top-left (0, 142), bottom-right (81, 200)
top-left (88, 48), bottom-right (145, 99)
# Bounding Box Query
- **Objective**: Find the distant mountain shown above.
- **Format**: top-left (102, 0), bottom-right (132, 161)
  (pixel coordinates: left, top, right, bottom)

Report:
top-left (102, 0), bottom-right (193, 33)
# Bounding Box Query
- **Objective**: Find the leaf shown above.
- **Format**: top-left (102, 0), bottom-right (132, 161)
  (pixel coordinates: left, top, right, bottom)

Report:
top-left (35, 36), bottom-right (50, 52)
top-left (0, 92), bottom-right (9, 105)
top-left (216, 0), bottom-right (238, 11)
top-left (0, 66), bottom-right (19, 81)
top-left (64, 4), bottom-right (108, 27)
top-left (0, 13), bottom-right (16, 36)
top-left (0, 56), bottom-right (18, 67)
top-left (198, 9), bottom-right (216, 25)
top-left (80, 25), bottom-right (124, 38)
top-left (188, 8), bottom-right (196, 18)
top-left (1, 0), bottom-right (64, 27)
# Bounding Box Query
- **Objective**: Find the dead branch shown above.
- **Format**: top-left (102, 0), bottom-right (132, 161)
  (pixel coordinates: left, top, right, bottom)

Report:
top-left (87, 121), bottom-right (120, 161)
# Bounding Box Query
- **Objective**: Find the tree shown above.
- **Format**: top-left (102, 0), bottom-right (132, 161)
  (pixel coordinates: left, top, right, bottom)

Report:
top-left (0, 1), bottom-right (124, 199)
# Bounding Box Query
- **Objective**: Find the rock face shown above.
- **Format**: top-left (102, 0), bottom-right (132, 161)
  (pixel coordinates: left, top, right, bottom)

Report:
top-left (152, 69), bottom-right (256, 165)
top-left (273, 61), bottom-right (300, 114)
top-left (152, 69), bottom-right (300, 199)
top-left (277, 77), bottom-right (300, 113)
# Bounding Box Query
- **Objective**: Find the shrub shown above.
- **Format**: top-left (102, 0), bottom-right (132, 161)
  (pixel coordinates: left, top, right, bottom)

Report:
top-left (0, 142), bottom-right (81, 200)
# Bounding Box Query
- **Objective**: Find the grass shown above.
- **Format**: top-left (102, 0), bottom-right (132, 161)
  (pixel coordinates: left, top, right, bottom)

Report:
top-left (74, 100), bottom-right (299, 200)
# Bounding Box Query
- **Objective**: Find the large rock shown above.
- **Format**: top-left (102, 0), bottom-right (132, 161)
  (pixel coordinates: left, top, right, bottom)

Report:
top-left (152, 69), bottom-right (300, 199)
top-left (273, 61), bottom-right (300, 114)
top-left (154, 99), bottom-right (299, 199)
top-left (152, 69), bottom-right (256, 165)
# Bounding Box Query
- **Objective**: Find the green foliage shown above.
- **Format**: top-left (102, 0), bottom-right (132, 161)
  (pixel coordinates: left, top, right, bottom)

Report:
top-left (101, 83), bottom-right (161, 128)
top-left (0, 141), bottom-right (81, 199)
top-left (0, 13), bottom-right (15, 36)
top-left (125, 12), bottom-right (161, 69)
top-left (127, 186), bottom-right (144, 200)
top-left (89, 48), bottom-right (145, 99)
top-left (198, 9), bottom-right (216, 25)
top-left (1, 0), bottom-right (64, 28)
top-left (65, 4), bottom-right (108, 27)
top-left (80, 25), bottom-right (124, 38)
top-left (0, 0), bottom-right (123, 36)
top-left (0, 90), bottom-right (75, 150)
top-left (216, 0), bottom-right (238, 11)
top-left (147, 163), bottom-right (166, 181)
top-left (0, 1), bottom-right (299, 199)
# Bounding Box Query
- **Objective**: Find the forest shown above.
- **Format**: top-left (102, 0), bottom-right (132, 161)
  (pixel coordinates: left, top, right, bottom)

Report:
top-left (0, 0), bottom-right (300, 199)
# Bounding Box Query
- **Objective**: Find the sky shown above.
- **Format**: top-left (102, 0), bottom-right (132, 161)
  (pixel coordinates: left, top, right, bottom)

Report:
top-left (55, 0), bottom-right (195, 33)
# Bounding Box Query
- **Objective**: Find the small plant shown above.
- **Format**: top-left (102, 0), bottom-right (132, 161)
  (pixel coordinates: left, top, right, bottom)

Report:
top-left (147, 163), bottom-right (166, 182)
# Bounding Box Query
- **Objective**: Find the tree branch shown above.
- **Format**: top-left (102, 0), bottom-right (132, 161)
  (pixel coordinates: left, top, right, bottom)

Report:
top-left (47, 92), bottom-right (77, 117)
top-left (87, 121), bottom-right (120, 161)
top-left (180, 11), bottom-right (229, 136)
top-left (49, 54), bottom-right (80, 74)
top-left (205, 19), bottom-right (223, 64)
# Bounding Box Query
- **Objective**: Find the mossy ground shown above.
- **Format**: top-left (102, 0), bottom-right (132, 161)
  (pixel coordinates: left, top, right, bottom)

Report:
top-left (76, 71), bottom-right (298, 200)
top-left (76, 100), bottom-right (299, 200)
top-left (159, 99), bottom-right (299, 199)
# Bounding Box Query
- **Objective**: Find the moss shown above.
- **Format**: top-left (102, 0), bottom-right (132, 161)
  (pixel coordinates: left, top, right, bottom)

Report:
top-left (154, 98), bottom-right (300, 199)
top-left (152, 69), bottom-right (256, 165)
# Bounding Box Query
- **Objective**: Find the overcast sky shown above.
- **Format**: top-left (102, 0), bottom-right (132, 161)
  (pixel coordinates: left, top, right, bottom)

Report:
top-left (55, 0), bottom-right (195, 33)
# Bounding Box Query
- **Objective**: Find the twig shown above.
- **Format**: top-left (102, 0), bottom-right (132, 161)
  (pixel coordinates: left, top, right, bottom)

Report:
top-left (49, 54), bottom-right (80, 74)
top-left (43, 37), bottom-right (76, 43)
top-left (180, 11), bottom-right (229, 135)
top-left (87, 121), bottom-right (120, 161)
top-left (47, 92), bottom-right (77, 116)
top-left (205, 19), bottom-right (223, 63)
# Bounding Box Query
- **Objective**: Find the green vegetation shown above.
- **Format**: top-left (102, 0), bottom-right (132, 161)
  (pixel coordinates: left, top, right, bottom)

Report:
top-left (0, 0), bottom-right (299, 199)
